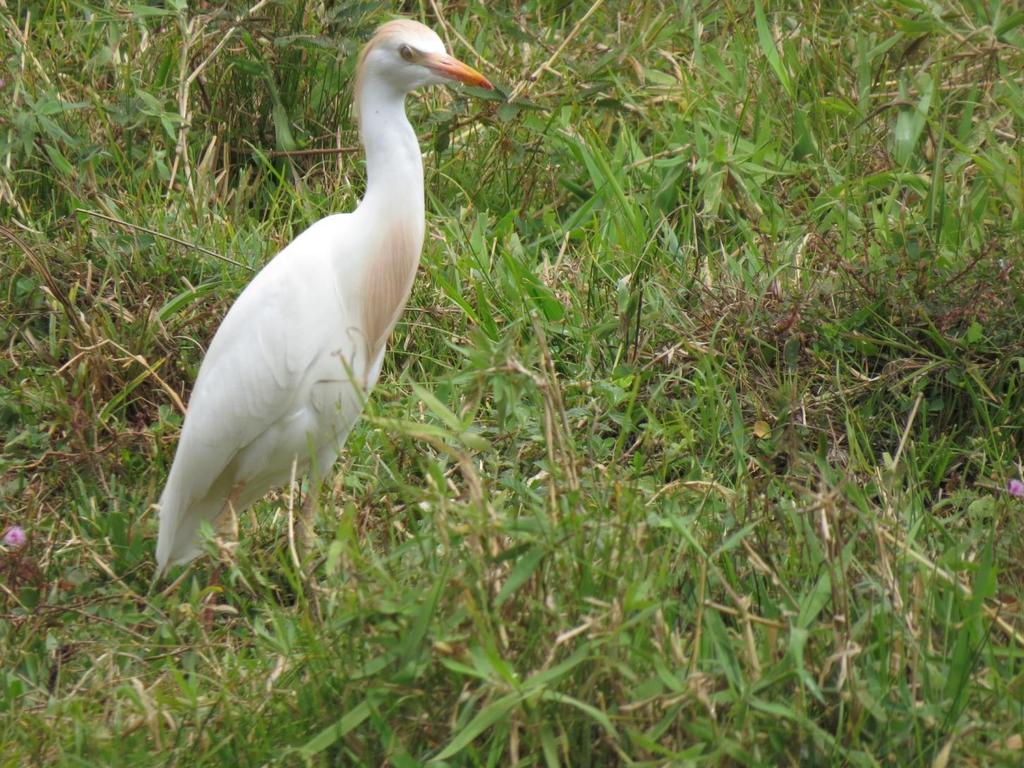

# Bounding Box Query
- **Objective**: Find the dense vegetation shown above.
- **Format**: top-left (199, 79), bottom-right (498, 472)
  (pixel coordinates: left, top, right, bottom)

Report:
top-left (2, 0), bottom-right (1024, 764)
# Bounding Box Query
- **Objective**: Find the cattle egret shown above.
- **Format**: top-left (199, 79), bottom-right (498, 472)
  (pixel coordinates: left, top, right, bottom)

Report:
top-left (155, 20), bottom-right (492, 574)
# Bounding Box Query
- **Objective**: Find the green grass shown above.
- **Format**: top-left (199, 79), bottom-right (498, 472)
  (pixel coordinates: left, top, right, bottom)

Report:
top-left (2, 0), bottom-right (1024, 764)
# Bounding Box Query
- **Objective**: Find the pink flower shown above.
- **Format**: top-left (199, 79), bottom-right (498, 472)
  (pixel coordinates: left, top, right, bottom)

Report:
top-left (2, 526), bottom-right (26, 548)
top-left (1008, 479), bottom-right (1024, 498)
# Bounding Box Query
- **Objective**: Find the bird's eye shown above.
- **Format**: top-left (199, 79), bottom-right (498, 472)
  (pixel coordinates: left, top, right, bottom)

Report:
top-left (399, 44), bottom-right (414, 62)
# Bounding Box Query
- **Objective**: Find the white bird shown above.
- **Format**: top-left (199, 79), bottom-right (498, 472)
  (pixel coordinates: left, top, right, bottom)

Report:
top-left (155, 20), bottom-right (492, 574)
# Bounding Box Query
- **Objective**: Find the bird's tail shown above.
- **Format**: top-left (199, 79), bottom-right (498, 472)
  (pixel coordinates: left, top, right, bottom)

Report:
top-left (155, 488), bottom-right (220, 576)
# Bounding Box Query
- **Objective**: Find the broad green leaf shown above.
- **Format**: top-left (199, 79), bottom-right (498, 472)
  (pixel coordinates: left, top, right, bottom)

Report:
top-left (43, 143), bottom-right (74, 177)
top-left (410, 383), bottom-right (464, 433)
top-left (494, 545), bottom-right (545, 606)
top-left (754, 0), bottom-right (794, 98)
top-left (796, 571), bottom-right (832, 628)
top-left (430, 693), bottom-right (522, 762)
top-left (397, 568), bottom-right (447, 672)
top-left (297, 698), bottom-right (372, 757)
top-left (894, 74), bottom-right (935, 166)
top-left (540, 690), bottom-right (618, 738)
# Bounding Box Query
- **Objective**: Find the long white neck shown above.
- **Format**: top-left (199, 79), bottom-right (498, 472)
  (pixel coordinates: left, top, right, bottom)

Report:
top-left (350, 76), bottom-right (427, 362)
top-left (356, 81), bottom-right (425, 222)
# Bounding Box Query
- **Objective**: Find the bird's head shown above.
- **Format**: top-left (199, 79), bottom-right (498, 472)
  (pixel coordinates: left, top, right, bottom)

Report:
top-left (355, 19), bottom-right (493, 100)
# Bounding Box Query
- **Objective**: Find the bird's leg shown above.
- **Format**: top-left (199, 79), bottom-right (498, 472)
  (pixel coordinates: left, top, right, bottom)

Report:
top-left (201, 567), bottom-right (222, 630)
top-left (294, 488), bottom-right (322, 619)
top-left (296, 481), bottom-right (320, 567)
top-left (202, 486), bottom-right (242, 628)
top-left (297, 445), bottom-right (340, 571)
top-left (214, 485), bottom-right (242, 560)
top-left (294, 463), bottom-right (331, 620)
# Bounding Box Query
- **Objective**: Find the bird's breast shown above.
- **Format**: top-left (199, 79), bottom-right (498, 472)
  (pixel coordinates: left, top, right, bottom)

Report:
top-left (360, 218), bottom-right (424, 359)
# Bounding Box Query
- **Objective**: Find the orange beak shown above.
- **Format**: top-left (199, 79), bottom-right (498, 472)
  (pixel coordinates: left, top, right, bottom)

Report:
top-left (423, 53), bottom-right (493, 90)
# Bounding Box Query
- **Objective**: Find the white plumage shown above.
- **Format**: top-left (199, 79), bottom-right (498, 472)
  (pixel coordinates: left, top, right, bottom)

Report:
top-left (156, 20), bottom-right (492, 573)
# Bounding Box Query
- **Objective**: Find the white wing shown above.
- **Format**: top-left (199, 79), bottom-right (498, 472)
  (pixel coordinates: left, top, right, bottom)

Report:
top-left (155, 214), bottom-right (380, 571)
